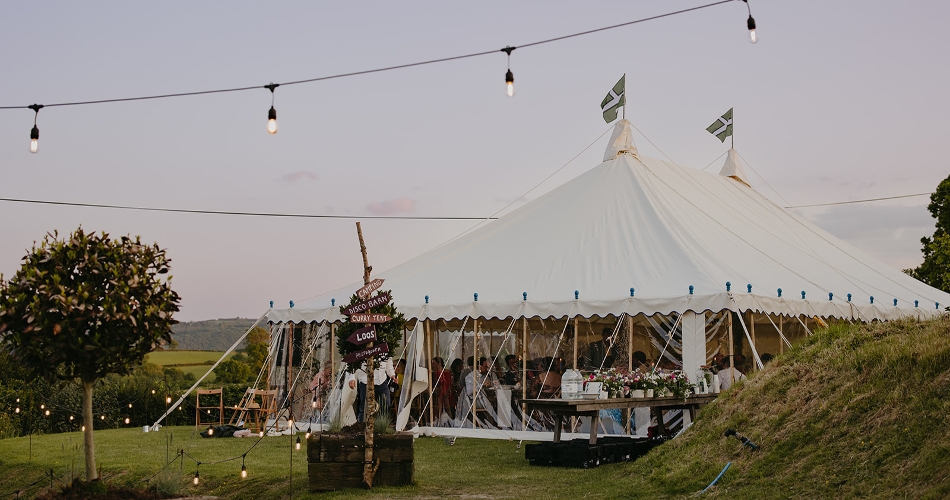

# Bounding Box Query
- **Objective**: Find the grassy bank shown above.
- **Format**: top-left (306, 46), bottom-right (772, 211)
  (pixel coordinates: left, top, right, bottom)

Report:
top-left (145, 351), bottom-right (232, 383)
top-left (3, 317), bottom-right (949, 499)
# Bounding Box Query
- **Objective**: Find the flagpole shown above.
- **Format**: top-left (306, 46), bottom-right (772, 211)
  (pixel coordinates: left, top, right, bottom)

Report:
top-left (622, 73), bottom-right (626, 120)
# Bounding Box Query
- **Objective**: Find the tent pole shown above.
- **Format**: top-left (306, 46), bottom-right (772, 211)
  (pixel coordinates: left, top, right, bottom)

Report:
top-left (573, 316), bottom-right (579, 370)
top-left (425, 319), bottom-right (434, 426)
top-left (473, 319), bottom-right (479, 428)
top-left (625, 314), bottom-right (633, 435)
top-left (330, 323), bottom-right (337, 381)
top-left (748, 311), bottom-right (756, 372)
top-left (734, 307), bottom-right (763, 371)
top-left (779, 315), bottom-right (784, 355)
top-left (727, 313), bottom-right (735, 384)
top-left (522, 316), bottom-right (527, 429)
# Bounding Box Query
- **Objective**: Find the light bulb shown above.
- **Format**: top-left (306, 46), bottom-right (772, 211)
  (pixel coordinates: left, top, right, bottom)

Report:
top-left (747, 16), bottom-right (758, 44)
top-left (30, 126), bottom-right (39, 154)
top-left (15, 408), bottom-right (20, 413)
top-left (129, 404), bottom-right (133, 408)
top-left (241, 465), bottom-right (247, 479)
top-left (152, 389), bottom-right (156, 394)
top-left (296, 436), bottom-right (301, 450)
top-left (267, 106), bottom-right (278, 134)
top-left (167, 396), bottom-right (172, 404)
top-left (124, 417), bottom-right (130, 424)
top-left (193, 472), bottom-right (199, 485)
top-left (81, 426), bottom-right (86, 432)
top-left (40, 404), bottom-right (45, 410)
top-left (259, 431), bottom-right (264, 437)
top-left (312, 398), bottom-right (317, 409)
top-left (45, 410), bottom-right (50, 416)
top-left (505, 70), bottom-right (514, 97)
top-left (69, 415), bottom-right (73, 421)
top-left (101, 415), bottom-right (105, 420)
top-left (208, 426), bottom-right (214, 436)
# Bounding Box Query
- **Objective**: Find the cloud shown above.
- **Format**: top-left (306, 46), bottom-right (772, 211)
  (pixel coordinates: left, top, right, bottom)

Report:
top-left (278, 171), bottom-right (319, 183)
top-left (366, 197), bottom-right (417, 215)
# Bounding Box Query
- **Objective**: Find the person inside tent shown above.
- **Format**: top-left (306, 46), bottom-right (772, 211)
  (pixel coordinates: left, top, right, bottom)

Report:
top-left (430, 357), bottom-right (454, 424)
top-left (347, 357), bottom-right (396, 422)
top-left (456, 357), bottom-right (499, 426)
top-left (717, 357), bottom-right (746, 391)
top-left (501, 354), bottom-right (521, 387)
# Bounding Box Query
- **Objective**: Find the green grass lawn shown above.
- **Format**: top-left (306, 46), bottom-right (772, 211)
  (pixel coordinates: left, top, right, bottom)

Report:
top-left (0, 427), bottom-right (674, 499)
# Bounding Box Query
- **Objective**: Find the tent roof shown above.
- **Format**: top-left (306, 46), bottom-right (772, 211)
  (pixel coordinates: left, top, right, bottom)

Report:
top-left (268, 121), bottom-right (950, 323)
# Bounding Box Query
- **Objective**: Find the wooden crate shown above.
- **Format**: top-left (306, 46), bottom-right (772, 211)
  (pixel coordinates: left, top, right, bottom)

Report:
top-left (307, 432), bottom-right (414, 491)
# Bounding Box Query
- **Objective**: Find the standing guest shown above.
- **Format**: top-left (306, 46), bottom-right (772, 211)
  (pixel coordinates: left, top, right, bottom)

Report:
top-left (347, 357), bottom-right (396, 422)
top-left (449, 358), bottom-right (465, 416)
top-left (431, 357), bottom-right (454, 421)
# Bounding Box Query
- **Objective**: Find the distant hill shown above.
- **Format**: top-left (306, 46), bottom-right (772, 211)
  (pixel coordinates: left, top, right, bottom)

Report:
top-left (170, 318), bottom-right (261, 351)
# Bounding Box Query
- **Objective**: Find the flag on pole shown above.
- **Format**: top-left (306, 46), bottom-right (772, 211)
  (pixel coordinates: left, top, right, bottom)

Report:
top-left (601, 75), bottom-right (626, 123)
top-left (706, 108), bottom-right (734, 142)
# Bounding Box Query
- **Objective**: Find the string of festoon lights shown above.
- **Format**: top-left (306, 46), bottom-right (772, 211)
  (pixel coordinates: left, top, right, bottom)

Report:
top-left (2, 0), bottom-right (757, 153)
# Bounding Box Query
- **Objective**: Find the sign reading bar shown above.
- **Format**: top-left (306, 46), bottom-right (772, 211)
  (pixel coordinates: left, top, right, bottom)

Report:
top-left (342, 293), bottom-right (392, 317)
top-left (350, 313), bottom-right (391, 324)
top-left (342, 342), bottom-right (390, 364)
top-left (346, 326), bottom-right (377, 346)
top-left (356, 279), bottom-right (385, 300)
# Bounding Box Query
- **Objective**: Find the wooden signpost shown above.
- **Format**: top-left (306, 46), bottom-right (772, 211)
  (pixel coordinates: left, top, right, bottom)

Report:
top-left (346, 326), bottom-right (377, 346)
top-left (356, 278), bottom-right (385, 300)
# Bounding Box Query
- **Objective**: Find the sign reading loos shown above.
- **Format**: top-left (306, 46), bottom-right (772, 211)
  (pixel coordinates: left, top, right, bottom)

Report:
top-left (342, 293), bottom-right (392, 317)
top-left (356, 278), bottom-right (385, 300)
top-left (346, 326), bottom-right (377, 346)
top-left (342, 342), bottom-right (390, 363)
top-left (349, 313), bottom-right (391, 324)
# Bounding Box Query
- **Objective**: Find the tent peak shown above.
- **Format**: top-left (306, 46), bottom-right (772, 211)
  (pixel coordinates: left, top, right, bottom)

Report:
top-left (719, 148), bottom-right (751, 187)
top-left (603, 119), bottom-right (639, 161)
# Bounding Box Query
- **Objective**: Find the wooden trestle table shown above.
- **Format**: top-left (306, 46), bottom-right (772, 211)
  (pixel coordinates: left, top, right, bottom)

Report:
top-left (523, 394), bottom-right (718, 445)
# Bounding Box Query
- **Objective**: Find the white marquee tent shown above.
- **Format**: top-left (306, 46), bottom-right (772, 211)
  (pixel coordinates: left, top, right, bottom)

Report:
top-left (260, 120), bottom-right (949, 438)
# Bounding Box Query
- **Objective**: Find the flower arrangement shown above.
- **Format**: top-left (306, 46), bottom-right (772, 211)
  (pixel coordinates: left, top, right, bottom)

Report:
top-left (588, 368), bottom-right (625, 396)
top-left (662, 370), bottom-right (694, 399)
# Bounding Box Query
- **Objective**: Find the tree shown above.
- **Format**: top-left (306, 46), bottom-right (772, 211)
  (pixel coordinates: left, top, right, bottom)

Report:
top-left (216, 359), bottom-right (253, 384)
top-left (906, 174), bottom-right (950, 293)
top-left (0, 228), bottom-right (180, 480)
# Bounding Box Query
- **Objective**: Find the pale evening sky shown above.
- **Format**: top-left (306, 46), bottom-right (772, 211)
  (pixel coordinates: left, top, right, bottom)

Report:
top-left (1, 1), bottom-right (947, 321)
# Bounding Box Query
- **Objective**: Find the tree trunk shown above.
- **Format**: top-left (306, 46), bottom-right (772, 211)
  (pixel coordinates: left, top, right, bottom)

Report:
top-left (82, 380), bottom-right (98, 481)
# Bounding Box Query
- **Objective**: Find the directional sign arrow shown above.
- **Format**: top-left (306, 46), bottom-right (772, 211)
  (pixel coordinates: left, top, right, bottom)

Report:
top-left (343, 342), bottom-right (390, 364)
top-left (349, 313), bottom-right (391, 324)
top-left (343, 293), bottom-right (392, 317)
top-left (346, 326), bottom-right (377, 346)
top-left (356, 278), bottom-right (385, 300)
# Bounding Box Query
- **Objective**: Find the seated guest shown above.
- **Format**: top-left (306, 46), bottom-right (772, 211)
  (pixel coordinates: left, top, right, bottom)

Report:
top-left (501, 354), bottom-right (521, 387)
top-left (717, 357), bottom-right (746, 391)
top-left (456, 357), bottom-right (499, 426)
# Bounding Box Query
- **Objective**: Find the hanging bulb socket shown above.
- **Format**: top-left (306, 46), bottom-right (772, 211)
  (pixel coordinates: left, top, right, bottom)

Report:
top-left (501, 46), bottom-right (516, 97)
top-left (193, 471), bottom-right (200, 486)
top-left (265, 83), bottom-right (279, 134)
top-left (296, 436), bottom-right (301, 450)
top-left (241, 463), bottom-right (247, 479)
top-left (28, 104), bottom-right (43, 154)
top-left (742, 1), bottom-right (757, 44)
